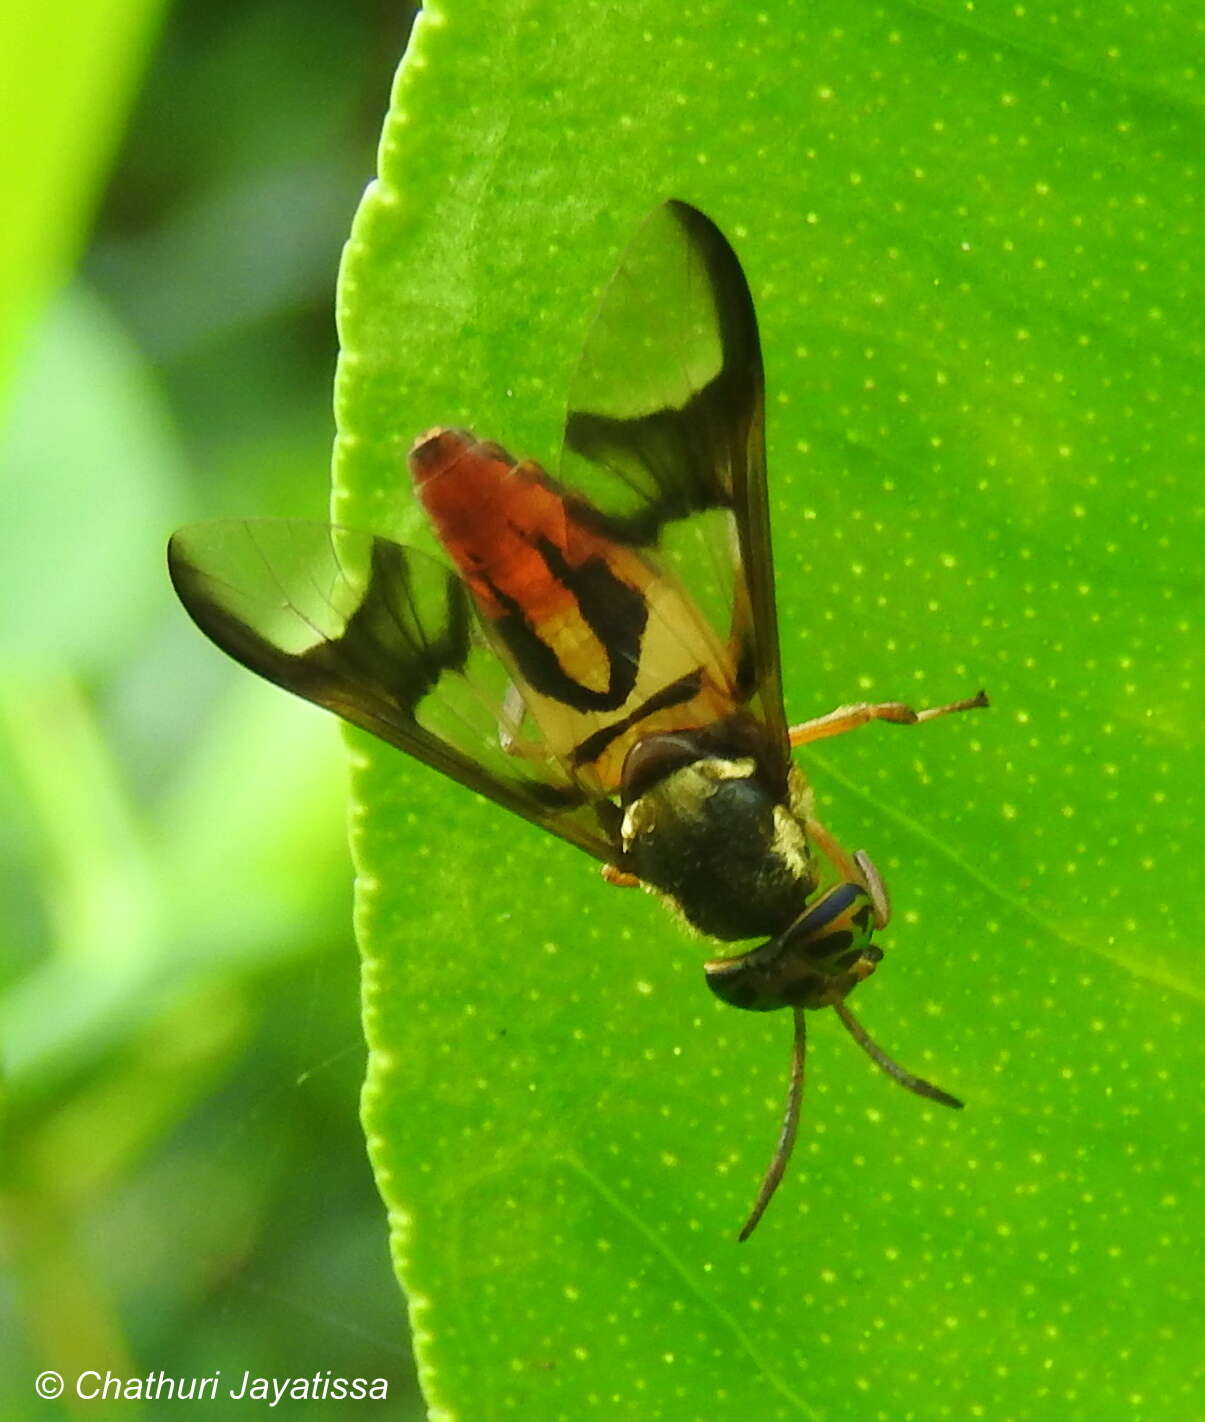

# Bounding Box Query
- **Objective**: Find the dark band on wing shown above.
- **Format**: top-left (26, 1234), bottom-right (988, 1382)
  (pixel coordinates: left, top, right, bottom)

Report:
top-left (298, 539), bottom-right (473, 717)
top-left (563, 205), bottom-right (761, 549)
top-left (555, 201), bottom-right (785, 752)
top-left (485, 536), bottom-right (649, 713)
top-left (168, 535), bottom-right (470, 724)
top-left (569, 667), bottom-right (705, 768)
top-left (168, 525), bottom-right (623, 855)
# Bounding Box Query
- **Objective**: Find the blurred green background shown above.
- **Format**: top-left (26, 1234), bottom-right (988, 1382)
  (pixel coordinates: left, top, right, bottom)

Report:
top-left (1, 1), bottom-right (422, 1416)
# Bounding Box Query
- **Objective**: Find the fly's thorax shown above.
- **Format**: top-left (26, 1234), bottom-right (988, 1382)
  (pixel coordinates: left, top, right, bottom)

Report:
top-left (704, 881), bottom-right (882, 1012)
top-left (619, 725), bottom-right (815, 942)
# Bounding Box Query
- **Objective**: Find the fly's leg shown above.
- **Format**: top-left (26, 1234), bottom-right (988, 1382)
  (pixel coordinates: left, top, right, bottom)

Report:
top-left (788, 689), bottom-right (988, 748)
top-left (853, 850), bottom-right (890, 930)
top-left (497, 686), bottom-right (637, 893)
top-left (496, 682), bottom-right (566, 763)
top-left (804, 813), bottom-right (891, 929)
top-left (601, 863), bottom-right (641, 888)
top-left (496, 682), bottom-right (532, 756)
top-left (791, 690), bottom-right (987, 921)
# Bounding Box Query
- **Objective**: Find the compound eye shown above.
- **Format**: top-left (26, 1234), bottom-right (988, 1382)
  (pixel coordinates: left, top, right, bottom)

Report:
top-left (788, 882), bottom-right (877, 968)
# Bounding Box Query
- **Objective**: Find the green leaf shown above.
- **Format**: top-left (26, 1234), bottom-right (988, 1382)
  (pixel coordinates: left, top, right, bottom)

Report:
top-left (335, 2), bottom-right (1202, 1417)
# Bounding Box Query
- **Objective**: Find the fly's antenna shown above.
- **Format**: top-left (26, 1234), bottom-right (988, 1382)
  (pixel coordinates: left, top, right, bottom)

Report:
top-left (832, 1000), bottom-right (963, 1110)
top-left (738, 1007), bottom-right (806, 1242)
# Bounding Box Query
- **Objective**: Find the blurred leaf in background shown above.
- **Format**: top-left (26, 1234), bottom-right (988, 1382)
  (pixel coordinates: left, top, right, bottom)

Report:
top-left (0, 0), bottom-right (162, 396)
top-left (336, 0), bottom-right (1204, 1419)
top-left (1, 1), bottom-right (422, 1416)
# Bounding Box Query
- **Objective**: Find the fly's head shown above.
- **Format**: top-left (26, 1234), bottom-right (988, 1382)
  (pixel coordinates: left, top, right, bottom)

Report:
top-left (702, 879), bottom-right (882, 1013)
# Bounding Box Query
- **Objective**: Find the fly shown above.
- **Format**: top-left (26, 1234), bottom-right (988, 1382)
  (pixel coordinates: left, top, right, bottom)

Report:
top-left (169, 201), bottom-right (988, 1239)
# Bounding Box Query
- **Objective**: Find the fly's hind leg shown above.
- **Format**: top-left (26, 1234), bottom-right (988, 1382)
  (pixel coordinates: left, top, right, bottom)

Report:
top-left (602, 863), bottom-right (641, 888)
top-left (493, 684), bottom-right (637, 889)
top-left (496, 681), bottom-right (535, 757)
top-left (788, 689), bottom-right (988, 748)
top-left (495, 680), bottom-right (570, 764)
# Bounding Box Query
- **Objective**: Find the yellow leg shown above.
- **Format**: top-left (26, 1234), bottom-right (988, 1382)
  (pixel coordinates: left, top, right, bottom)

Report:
top-left (805, 814), bottom-right (891, 928)
top-left (601, 863), bottom-right (641, 888)
top-left (788, 689), bottom-right (988, 748)
top-left (803, 813), bottom-right (863, 884)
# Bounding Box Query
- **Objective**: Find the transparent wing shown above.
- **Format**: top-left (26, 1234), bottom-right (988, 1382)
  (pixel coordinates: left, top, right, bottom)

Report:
top-left (558, 200), bottom-right (786, 752)
top-left (167, 519), bottom-right (622, 861)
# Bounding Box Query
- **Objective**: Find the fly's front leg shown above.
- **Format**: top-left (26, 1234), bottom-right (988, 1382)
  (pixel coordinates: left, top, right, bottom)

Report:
top-left (853, 850), bottom-right (890, 930)
top-left (787, 689), bottom-right (988, 748)
top-left (804, 813), bottom-right (891, 929)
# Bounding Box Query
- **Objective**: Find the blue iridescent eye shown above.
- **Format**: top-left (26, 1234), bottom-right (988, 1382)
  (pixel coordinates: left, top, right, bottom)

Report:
top-left (787, 882), bottom-right (876, 964)
top-left (794, 881), bottom-right (864, 935)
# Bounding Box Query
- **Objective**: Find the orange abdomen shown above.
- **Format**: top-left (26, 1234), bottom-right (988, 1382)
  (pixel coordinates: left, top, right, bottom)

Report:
top-left (410, 427), bottom-right (586, 625)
